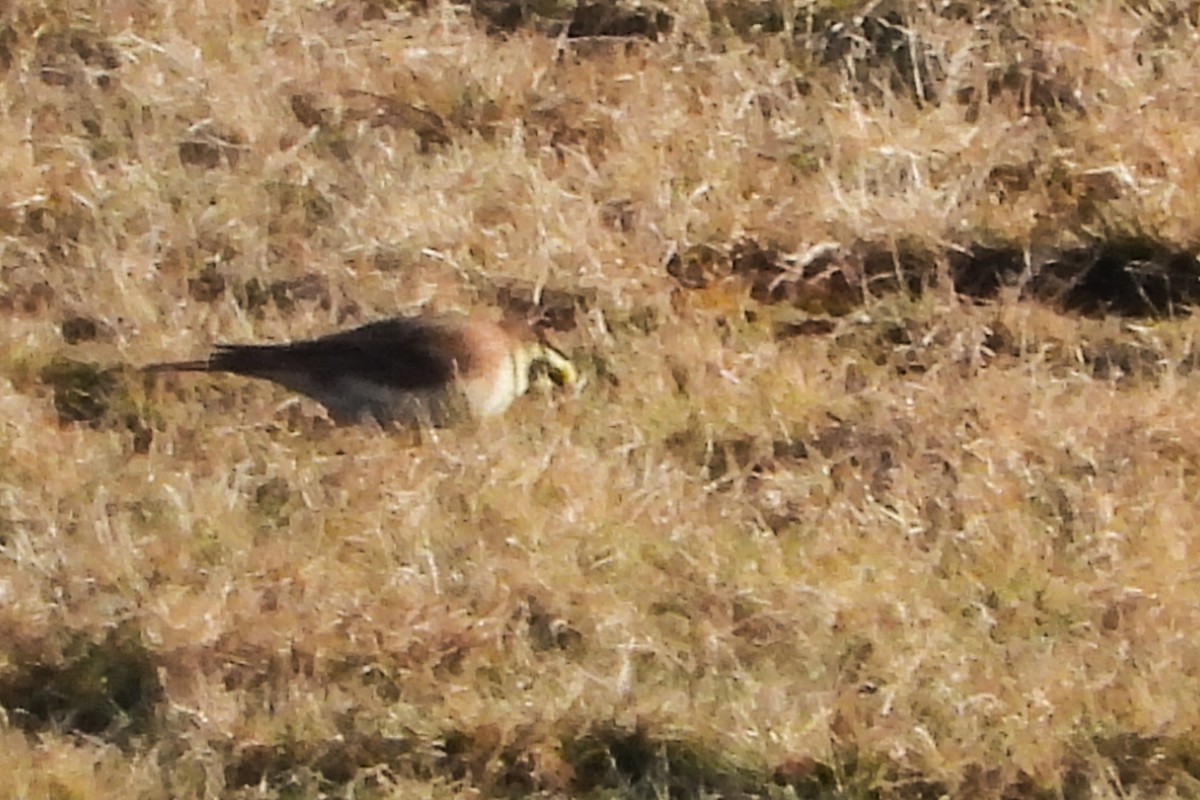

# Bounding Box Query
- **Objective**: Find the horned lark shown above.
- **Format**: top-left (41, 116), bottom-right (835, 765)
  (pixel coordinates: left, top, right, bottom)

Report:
top-left (148, 312), bottom-right (578, 426)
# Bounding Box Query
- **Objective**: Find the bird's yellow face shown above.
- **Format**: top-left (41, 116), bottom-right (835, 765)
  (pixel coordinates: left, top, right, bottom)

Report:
top-left (538, 344), bottom-right (579, 387)
top-left (523, 343), bottom-right (579, 391)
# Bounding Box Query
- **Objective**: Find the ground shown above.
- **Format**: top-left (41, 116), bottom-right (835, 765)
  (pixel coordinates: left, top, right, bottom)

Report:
top-left (3, 0), bottom-right (1200, 797)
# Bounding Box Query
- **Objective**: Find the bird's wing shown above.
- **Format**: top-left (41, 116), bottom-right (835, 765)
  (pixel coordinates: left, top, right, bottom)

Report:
top-left (207, 317), bottom-right (463, 390)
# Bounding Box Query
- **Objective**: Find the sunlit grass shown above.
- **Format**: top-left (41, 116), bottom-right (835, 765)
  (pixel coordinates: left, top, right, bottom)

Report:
top-left (4, 0), bottom-right (1200, 797)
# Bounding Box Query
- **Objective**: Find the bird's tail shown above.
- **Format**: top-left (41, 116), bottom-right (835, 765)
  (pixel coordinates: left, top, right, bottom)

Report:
top-left (143, 359), bottom-right (213, 373)
top-left (144, 345), bottom-right (291, 377)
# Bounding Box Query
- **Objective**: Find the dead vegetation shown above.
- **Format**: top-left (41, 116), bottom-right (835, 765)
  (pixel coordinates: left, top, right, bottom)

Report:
top-left (4, 0), bottom-right (1200, 797)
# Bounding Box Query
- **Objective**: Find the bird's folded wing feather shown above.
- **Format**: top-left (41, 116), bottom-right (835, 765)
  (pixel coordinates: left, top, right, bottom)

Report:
top-left (160, 318), bottom-right (465, 391)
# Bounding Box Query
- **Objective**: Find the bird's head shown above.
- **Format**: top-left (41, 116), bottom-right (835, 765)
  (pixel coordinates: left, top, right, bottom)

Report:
top-left (518, 341), bottom-right (579, 395)
top-left (494, 313), bottom-right (576, 387)
top-left (530, 342), bottom-right (578, 388)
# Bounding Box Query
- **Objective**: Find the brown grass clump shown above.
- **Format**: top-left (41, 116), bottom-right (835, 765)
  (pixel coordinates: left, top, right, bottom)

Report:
top-left (5, 0), bottom-right (1200, 797)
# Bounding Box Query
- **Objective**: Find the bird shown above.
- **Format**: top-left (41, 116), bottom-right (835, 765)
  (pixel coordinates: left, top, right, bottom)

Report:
top-left (146, 312), bottom-right (579, 426)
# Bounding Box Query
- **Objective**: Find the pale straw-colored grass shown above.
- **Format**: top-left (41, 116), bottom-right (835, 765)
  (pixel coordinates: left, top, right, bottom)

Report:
top-left (4, 1), bottom-right (1200, 797)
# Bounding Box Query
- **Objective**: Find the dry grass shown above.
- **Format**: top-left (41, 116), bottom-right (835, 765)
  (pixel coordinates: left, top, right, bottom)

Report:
top-left (4, 0), bottom-right (1200, 797)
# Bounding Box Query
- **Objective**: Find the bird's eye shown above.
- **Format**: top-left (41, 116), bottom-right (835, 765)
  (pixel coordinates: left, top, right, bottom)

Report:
top-left (530, 360), bottom-right (556, 387)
